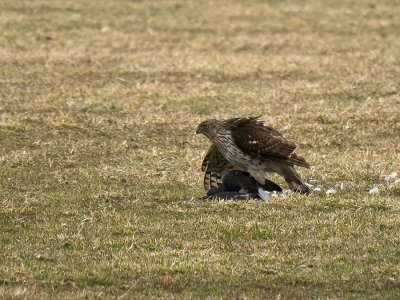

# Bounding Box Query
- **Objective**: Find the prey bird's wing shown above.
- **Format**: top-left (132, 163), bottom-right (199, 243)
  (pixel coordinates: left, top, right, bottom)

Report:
top-left (201, 145), bottom-right (234, 191)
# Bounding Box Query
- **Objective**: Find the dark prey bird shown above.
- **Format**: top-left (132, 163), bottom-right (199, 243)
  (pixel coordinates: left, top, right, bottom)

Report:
top-left (196, 116), bottom-right (310, 194)
top-left (205, 170), bottom-right (281, 200)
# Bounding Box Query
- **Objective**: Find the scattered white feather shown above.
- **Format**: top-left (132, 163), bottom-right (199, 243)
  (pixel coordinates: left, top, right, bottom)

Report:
top-left (257, 187), bottom-right (272, 201)
top-left (277, 190), bottom-right (291, 199)
top-left (280, 189), bottom-right (292, 198)
top-left (368, 187), bottom-right (379, 194)
top-left (305, 182), bottom-right (314, 188)
top-left (394, 178), bottom-right (400, 186)
top-left (384, 172), bottom-right (397, 181)
top-left (313, 187), bottom-right (322, 192)
top-left (326, 188), bottom-right (336, 195)
top-left (339, 182), bottom-right (344, 190)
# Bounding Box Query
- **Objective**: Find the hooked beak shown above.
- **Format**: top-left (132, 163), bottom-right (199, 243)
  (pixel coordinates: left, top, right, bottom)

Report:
top-left (195, 126), bottom-right (201, 134)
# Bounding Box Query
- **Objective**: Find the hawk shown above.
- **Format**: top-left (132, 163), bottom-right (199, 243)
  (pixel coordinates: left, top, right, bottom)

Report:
top-left (200, 144), bottom-right (283, 193)
top-left (196, 116), bottom-right (310, 194)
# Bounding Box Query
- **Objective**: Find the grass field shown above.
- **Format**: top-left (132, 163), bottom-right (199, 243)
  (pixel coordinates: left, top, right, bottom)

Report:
top-left (1, 0), bottom-right (400, 298)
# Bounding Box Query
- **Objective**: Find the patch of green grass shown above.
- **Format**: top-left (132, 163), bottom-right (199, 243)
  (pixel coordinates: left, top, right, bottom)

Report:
top-left (1, 0), bottom-right (400, 298)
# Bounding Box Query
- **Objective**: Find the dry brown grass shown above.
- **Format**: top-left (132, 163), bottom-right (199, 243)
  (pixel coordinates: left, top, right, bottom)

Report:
top-left (1, 0), bottom-right (400, 298)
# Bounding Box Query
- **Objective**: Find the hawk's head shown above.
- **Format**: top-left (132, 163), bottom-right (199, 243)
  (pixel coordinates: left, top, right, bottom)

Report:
top-left (196, 119), bottom-right (222, 139)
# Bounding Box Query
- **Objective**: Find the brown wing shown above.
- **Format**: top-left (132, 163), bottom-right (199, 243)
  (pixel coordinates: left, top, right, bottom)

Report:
top-left (201, 144), bottom-right (234, 191)
top-left (227, 116), bottom-right (310, 168)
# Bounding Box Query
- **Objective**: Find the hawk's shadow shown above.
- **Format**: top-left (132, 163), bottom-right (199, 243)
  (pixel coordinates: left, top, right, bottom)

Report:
top-left (205, 170), bottom-right (282, 200)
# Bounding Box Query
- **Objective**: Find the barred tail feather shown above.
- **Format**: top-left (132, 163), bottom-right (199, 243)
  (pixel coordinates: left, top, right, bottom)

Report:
top-left (281, 166), bottom-right (310, 194)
